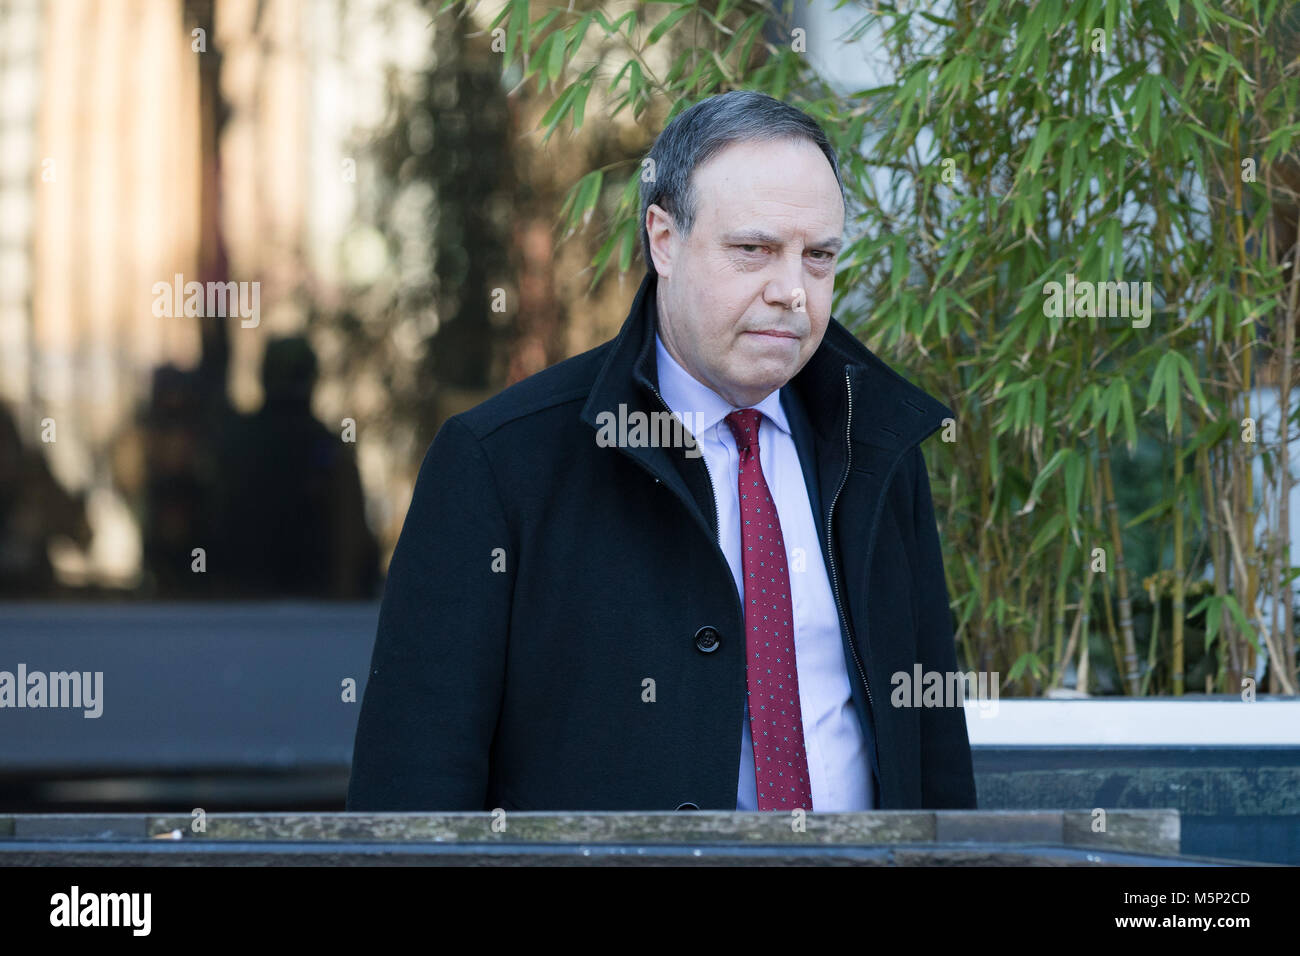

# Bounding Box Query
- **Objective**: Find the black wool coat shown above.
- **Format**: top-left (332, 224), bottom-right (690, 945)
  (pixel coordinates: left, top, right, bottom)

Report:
top-left (347, 270), bottom-right (977, 812)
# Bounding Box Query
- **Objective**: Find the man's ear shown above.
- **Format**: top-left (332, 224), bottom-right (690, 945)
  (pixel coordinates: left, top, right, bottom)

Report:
top-left (645, 203), bottom-right (676, 278)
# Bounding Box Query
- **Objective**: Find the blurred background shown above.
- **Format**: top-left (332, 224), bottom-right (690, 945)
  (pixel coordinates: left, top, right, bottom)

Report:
top-left (1, 0), bottom-right (1299, 862)
top-left (0, 0), bottom-right (656, 601)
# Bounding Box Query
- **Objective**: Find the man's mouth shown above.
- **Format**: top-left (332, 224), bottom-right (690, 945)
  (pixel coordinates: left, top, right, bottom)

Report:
top-left (745, 329), bottom-right (800, 339)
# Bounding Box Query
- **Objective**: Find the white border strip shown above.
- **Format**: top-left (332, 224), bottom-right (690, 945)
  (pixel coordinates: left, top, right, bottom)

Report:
top-left (963, 700), bottom-right (1300, 746)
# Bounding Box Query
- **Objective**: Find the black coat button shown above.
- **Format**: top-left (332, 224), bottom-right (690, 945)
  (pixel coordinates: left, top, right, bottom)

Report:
top-left (694, 626), bottom-right (720, 653)
top-left (676, 802), bottom-right (699, 810)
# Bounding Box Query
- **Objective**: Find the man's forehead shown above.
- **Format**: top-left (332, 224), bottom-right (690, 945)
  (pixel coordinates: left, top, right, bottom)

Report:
top-left (701, 188), bottom-right (844, 241)
top-left (696, 144), bottom-right (838, 194)
top-left (692, 144), bottom-right (842, 226)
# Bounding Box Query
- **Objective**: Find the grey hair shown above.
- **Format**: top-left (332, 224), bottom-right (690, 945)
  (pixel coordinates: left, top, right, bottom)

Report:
top-left (638, 90), bottom-right (846, 272)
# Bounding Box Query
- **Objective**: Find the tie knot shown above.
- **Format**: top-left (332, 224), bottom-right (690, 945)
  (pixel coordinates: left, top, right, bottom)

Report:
top-left (724, 408), bottom-right (763, 454)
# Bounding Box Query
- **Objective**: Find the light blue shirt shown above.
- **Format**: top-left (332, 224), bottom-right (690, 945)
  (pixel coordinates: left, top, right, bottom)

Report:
top-left (655, 334), bottom-right (874, 811)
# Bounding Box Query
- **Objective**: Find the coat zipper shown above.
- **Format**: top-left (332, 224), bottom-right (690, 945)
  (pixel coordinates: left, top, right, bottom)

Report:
top-left (826, 368), bottom-right (874, 720)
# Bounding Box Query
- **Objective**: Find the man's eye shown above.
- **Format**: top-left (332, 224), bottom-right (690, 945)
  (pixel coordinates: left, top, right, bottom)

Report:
top-left (738, 245), bottom-right (763, 253)
top-left (808, 251), bottom-right (831, 260)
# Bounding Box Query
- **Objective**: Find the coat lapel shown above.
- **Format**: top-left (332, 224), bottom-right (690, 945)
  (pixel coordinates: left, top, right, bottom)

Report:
top-left (579, 271), bottom-right (717, 543)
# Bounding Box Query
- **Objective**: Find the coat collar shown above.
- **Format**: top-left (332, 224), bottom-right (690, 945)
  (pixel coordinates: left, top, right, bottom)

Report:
top-left (580, 269), bottom-right (953, 455)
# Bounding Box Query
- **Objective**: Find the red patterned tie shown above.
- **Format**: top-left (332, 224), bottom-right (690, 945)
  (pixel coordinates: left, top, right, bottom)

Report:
top-left (724, 408), bottom-right (813, 812)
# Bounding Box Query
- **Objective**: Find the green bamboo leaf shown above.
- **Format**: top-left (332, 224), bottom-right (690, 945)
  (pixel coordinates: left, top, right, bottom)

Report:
top-left (545, 33), bottom-right (565, 84)
top-left (1164, 353), bottom-right (1180, 434)
top-left (1213, 286), bottom-right (1225, 343)
top-left (1175, 352), bottom-right (1211, 412)
top-left (565, 10), bottom-right (595, 58)
top-left (1012, 1), bottom-right (1049, 76)
top-left (1029, 513), bottom-right (1067, 555)
top-left (577, 168), bottom-right (602, 226)
top-left (1026, 448), bottom-right (1071, 508)
top-left (1025, 119), bottom-right (1054, 174)
top-left (530, 8), bottom-right (563, 37)
top-left (1185, 122), bottom-right (1229, 149)
top-left (1222, 594), bottom-right (1256, 643)
top-left (589, 226), bottom-right (622, 290)
top-left (1145, 351), bottom-right (1173, 414)
top-left (629, 61), bottom-right (643, 109)
top-left (1187, 594), bottom-right (1221, 650)
top-left (1008, 650), bottom-right (1042, 682)
top-left (1105, 380), bottom-right (1122, 436)
top-left (647, 5), bottom-right (692, 45)
top-left (1125, 496), bottom-right (1174, 528)
top-left (539, 83), bottom-right (578, 140)
top-left (617, 217), bottom-right (636, 273)
top-left (1065, 452), bottom-right (1084, 528)
top-left (1060, 140), bottom-right (1075, 199)
top-left (572, 76), bottom-right (591, 130)
top-left (508, 0), bottom-right (529, 66)
top-left (1121, 380), bottom-right (1138, 449)
top-left (919, 10), bottom-right (957, 27)
top-left (1067, 384), bottom-right (1098, 428)
top-left (890, 234), bottom-right (909, 294)
top-left (606, 60), bottom-right (632, 94)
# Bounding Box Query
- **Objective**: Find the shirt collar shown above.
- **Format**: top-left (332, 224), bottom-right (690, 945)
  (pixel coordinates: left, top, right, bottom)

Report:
top-left (654, 332), bottom-right (790, 437)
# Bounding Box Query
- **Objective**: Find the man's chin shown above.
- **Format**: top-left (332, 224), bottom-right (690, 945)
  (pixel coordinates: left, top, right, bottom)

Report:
top-left (728, 369), bottom-right (795, 401)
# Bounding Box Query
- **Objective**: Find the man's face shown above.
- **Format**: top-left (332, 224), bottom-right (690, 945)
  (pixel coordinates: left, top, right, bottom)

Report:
top-left (647, 137), bottom-right (845, 409)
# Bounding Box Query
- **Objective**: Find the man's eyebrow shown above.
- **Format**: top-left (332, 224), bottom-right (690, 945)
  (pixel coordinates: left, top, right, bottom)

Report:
top-left (720, 229), bottom-right (843, 253)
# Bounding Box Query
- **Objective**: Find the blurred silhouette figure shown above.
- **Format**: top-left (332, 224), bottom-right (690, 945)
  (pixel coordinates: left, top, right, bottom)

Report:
top-left (0, 404), bottom-right (92, 596)
top-left (135, 364), bottom-right (217, 597)
top-left (213, 336), bottom-right (379, 599)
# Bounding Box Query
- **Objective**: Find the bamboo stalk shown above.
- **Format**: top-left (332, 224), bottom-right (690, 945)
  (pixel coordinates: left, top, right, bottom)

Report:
top-left (1220, 498), bottom-right (1298, 694)
top-left (1093, 455), bottom-right (1128, 690)
top-left (1198, 401), bottom-right (1229, 693)
top-left (1052, 533), bottom-right (1070, 682)
top-left (1078, 588), bottom-right (1091, 695)
top-left (1173, 414), bottom-right (1186, 695)
top-left (1054, 469), bottom-right (1097, 691)
top-left (1280, 200), bottom-right (1299, 691)
top-left (1142, 576), bottom-right (1161, 695)
top-left (1099, 431), bottom-right (1142, 694)
top-left (1054, 595), bottom-right (1083, 690)
top-left (1268, 153), bottom-right (1299, 692)
top-left (977, 427), bottom-right (991, 671)
top-left (1230, 96), bottom-right (1261, 682)
top-left (1155, 168), bottom-right (1186, 697)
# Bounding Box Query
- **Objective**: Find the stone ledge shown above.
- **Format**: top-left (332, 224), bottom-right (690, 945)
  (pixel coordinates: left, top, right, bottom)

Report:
top-left (0, 809), bottom-right (1178, 856)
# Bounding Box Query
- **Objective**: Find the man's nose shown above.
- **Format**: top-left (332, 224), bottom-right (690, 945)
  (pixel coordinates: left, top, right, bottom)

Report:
top-left (766, 255), bottom-right (805, 308)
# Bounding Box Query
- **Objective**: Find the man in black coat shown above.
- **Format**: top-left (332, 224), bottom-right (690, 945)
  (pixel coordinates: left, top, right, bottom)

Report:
top-left (348, 91), bottom-right (977, 812)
